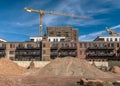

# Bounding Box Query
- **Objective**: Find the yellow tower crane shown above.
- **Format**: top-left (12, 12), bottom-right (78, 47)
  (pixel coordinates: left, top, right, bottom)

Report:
top-left (24, 7), bottom-right (91, 37)
top-left (106, 27), bottom-right (120, 36)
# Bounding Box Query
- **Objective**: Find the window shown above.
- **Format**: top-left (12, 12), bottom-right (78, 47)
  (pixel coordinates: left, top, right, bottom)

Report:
top-left (2, 44), bottom-right (6, 48)
top-left (61, 43), bottom-right (64, 47)
top-left (60, 39), bottom-right (65, 42)
top-left (53, 39), bottom-right (55, 42)
top-left (108, 43), bottom-right (110, 47)
top-left (10, 44), bottom-right (12, 48)
top-left (31, 39), bottom-right (34, 42)
top-left (10, 44), bottom-right (15, 48)
top-left (115, 38), bottom-right (117, 41)
top-left (50, 32), bottom-right (53, 34)
top-left (27, 44), bottom-right (32, 48)
top-left (48, 39), bottom-right (51, 42)
top-left (111, 43), bottom-right (114, 47)
top-left (19, 44), bottom-right (24, 48)
top-left (106, 38), bottom-right (109, 41)
top-left (110, 38), bottom-right (112, 41)
top-left (117, 43), bottom-right (119, 47)
top-left (56, 39), bottom-right (58, 42)
top-left (43, 43), bottom-right (46, 47)
top-left (9, 51), bottom-right (14, 54)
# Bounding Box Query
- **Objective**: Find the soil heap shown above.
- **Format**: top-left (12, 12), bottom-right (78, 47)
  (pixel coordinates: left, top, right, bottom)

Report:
top-left (37, 57), bottom-right (114, 79)
top-left (0, 75), bottom-right (25, 86)
top-left (109, 66), bottom-right (120, 74)
top-left (0, 58), bottom-right (26, 75)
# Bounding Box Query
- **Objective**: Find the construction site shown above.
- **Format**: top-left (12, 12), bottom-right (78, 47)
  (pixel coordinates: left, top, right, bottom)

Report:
top-left (0, 7), bottom-right (120, 86)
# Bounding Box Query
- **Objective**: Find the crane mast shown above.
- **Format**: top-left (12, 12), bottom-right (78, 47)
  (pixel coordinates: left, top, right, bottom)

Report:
top-left (24, 7), bottom-right (91, 37)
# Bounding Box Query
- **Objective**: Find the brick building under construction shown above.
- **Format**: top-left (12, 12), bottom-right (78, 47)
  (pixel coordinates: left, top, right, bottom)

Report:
top-left (0, 26), bottom-right (120, 61)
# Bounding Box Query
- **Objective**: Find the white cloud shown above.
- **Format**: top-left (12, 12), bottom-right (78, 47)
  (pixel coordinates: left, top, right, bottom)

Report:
top-left (79, 24), bottom-right (120, 41)
top-left (5, 0), bottom-right (120, 28)
top-left (111, 25), bottom-right (120, 29)
top-left (20, 0), bottom-right (112, 27)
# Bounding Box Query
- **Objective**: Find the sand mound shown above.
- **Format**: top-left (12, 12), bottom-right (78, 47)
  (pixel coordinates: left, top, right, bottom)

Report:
top-left (0, 75), bottom-right (23, 86)
top-left (0, 58), bottom-right (26, 75)
top-left (37, 57), bottom-right (114, 79)
top-left (109, 66), bottom-right (120, 74)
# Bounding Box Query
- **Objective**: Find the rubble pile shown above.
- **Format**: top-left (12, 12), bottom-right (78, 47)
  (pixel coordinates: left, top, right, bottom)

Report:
top-left (0, 58), bottom-right (26, 75)
top-left (37, 57), bottom-right (113, 79)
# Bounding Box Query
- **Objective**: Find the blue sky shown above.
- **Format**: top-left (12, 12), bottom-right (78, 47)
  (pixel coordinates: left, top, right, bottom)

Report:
top-left (0, 0), bottom-right (120, 42)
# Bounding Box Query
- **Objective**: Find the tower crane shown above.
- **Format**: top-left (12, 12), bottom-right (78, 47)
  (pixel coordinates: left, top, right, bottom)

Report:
top-left (24, 7), bottom-right (91, 37)
top-left (106, 27), bottom-right (120, 36)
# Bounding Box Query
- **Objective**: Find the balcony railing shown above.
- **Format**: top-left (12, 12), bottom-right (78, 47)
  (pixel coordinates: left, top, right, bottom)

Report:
top-left (0, 47), bottom-right (6, 50)
top-left (69, 52), bottom-right (77, 57)
top-left (59, 52), bottom-right (69, 56)
top-left (0, 52), bottom-right (6, 57)
top-left (51, 46), bottom-right (58, 50)
top-left (60, 46), bottom-right (77, 50)
top-left (51, 52), bottom-right (58, 56)
top-left (16, 47), bottom-right (40, 50)
top-left (88, 53), bottom-right (115, 57)
top-left (88, 47), bottom-right (114, 50)
top-left (15, 52), bottom-right (40, 56)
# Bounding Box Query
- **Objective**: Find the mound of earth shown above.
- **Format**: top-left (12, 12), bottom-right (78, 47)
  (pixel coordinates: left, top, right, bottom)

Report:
top-left (37, 57), bottom-right (114, 79)
top-left (0, 58), bottom-right (26, 75)
top-left (0, 75), bottom-right (25, 86)
top-left (109, 66), bottom-right (120, 74)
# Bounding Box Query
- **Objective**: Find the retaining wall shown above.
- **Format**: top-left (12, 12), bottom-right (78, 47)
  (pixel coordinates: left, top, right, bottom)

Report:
top-left (14, 61), bottom-right (50, 68)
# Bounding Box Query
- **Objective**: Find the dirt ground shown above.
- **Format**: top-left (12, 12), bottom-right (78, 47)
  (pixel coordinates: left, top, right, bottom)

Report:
top-left (1, 74), bottom-right (120, 86)
top-left (0, 57), bottom-right (120, 86)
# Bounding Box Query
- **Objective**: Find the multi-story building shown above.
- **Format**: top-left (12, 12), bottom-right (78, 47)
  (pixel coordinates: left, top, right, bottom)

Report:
top-left (0, 26), bottom-right (120, 62)
top-left (46, 26), bottom-right (78, 42)
top-left (0, 42), bottom-right (42, 61)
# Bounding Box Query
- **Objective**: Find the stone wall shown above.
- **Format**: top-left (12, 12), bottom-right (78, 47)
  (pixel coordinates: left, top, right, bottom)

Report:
top-left (89, 61), bottom-right (108, 67)
top-left (14, 61), bottom-right (50, 68)
top-left (14, 60), bottom-right (108, 68)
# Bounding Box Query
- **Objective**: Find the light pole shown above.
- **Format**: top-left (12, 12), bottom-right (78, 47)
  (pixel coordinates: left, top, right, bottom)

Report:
top-left (24, 7), bottom-right (44, 37)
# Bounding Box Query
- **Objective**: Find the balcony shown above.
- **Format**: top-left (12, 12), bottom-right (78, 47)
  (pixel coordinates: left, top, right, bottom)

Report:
top-left (51, 52), bottom-right (58, 56)
top-left (0, 47), bottom-right (6, 50)
top-left (51, 46), bottom-right (58, 50)
top-left (69, 52), bottom-right (77, 57)
top-left (88, 53), bottom-right (115, 57)
top-left (0, 52), bottom-right (6, 57)
top-left (59, 52), bottom-right (69, 57)
top-left (16, 47), bottom-right (40, 50)
top-left (88, 47), bottom-right (114, 50)
top-left (15, 52), bottom-right (40, 56)
top-left (60, 46), bottom-right (77, 50)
